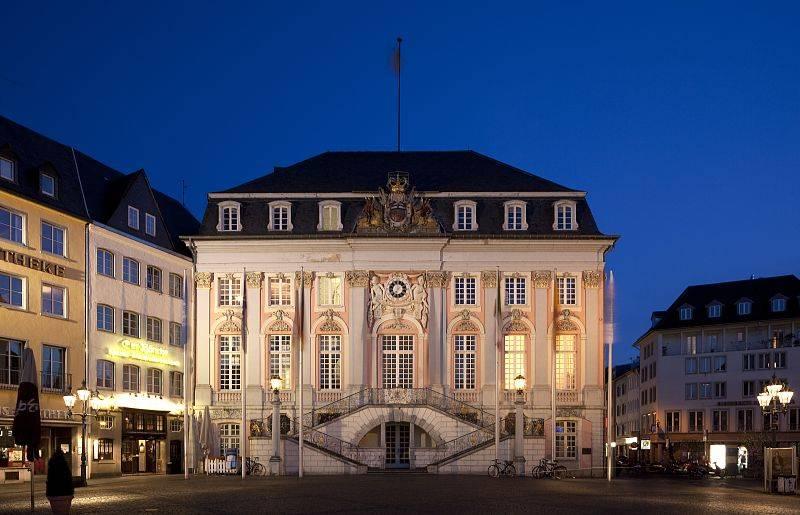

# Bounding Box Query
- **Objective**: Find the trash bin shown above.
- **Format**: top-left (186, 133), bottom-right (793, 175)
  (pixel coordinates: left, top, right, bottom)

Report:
top-left (777, 476), bottom-right (797, 494)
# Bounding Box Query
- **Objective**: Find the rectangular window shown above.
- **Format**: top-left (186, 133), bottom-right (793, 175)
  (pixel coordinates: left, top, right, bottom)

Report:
top-left (96, 360), bottom-right (114, 389)
top-left (0, 273), bottom-right (24, 308)
top-left (41, 284), bottom-right (66, 317)
top-left (94, 438), bottom-right (114, 461)
top-left (0, 207), bottom-right (24, 244)
top-left (454, 335), bottom-right (477, 390)
top-left (169, 273), bottom-right (183, 298)
top-left (503, 335), bottom-right (525, 390)
top-left (789, 408), bottom-right (800, 431)
top-left (742, 380), bottom-right (755, 397)
top-left (122, 311), bottom-right (139, 338)
top-left (170, 371), bottom-right (183, 397)
top-left (97, 414), bottom-right (114, 429)
top-left (318, 275), bottom-right (342, 306)
top-left (381, 335), bottom-right (414, 389)
top-left (146, 266), bottom-right (162, 292)
top-left (712, 410), bottom-right (729, 432)
top-left (271, 206), bottom-right (289, 230)
top-left (743, 354), bottom-right (755, 371)
top-left (0, 338), bottom-right (24, 385)
top-left (699, 356), bottom-right (711, 374)
top-left (269, 335), bottom-right (291, 389)
top-left (758, 352), bottom-right (771, 369)
top-left (146, 317), bottom-right (162, 342)
top-left (555, 420), bottom-right (577, 459)
top-left (40, 173), bottom-right (55, 197)
top-left (556, 334), bottom-right (577, 390)
top-left (0, 157), bottom-right (14, 181)
top-left (219, 335), bottom-right (241, 390)
top-left (221, 206), bottom-right (239, 232)
top-left (145, 213), bottom-right (156, 236)
top-left (321, 204), bottom-right (340, 231)
top-left (772, 298), bottom-right (787, 312)
top-left (685, 357), bottom-right (697, 374)
top-left (688, 411), bottom-right (704, 432)
top-left (41, 345), bottom-right (65, 391)
top-left (41, 222), bottom-right (65, 256)
top-left (97, 249), bottom-right (114, 277)
top-left (737, 302), bottom-right (751, 315)
top-left (454, 276), bottom-right (477, 306)
top-left (219, 424), bottom-right (240, 454)
top-left (268, 276), bottom-right (292, 306)
top-left (318, 335), bottom-right (342, 390)
top-left (122, 257), bottom-right (140, 285)
top-left (714, 381), bottom-right (727, 398)
top-left (774, 352), bottom-right (786, 369)
top-left (738, 409), bottom-right (754, 431)
top-left (685, 383), bottom-right (698, 400)
top-left (700, 382), bottom-right (712, 399)
top-left (685, 336), bottom-right (697, 355)
top-left (666, 411), bottom-right (680, 432)
top-left (504, 277), bottom-right (526, 306)
top-left (506, 204), bottom-right (524, 230)
top-left (97, 304), bottom-right (114, 332)
top-left (713, 356), bottom-right (727, 373)
top-left (146, 368), bottom-right (162, 395)
top-left (708, 304), bottom-right (721, 318)
top-left (557, 276), bottom-right (577, 305)
top-left (556, 204), bottom-right (574, 230)
top-left (218, 276), bottom-right (242, 306)
top-left (169, 322), bottom-right (182, 346)
top-left (123, 365), bottom-right (140, 392)
top-left (456, 205), bottom-right (474, 231)
top-left (127, 206), bottom-right (139, 229)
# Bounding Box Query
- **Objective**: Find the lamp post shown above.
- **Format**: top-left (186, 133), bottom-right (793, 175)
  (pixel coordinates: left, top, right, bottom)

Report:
top-left (513, 374), bottom-right (526, 476)
top-left (757, 374), bottom-right (794, 448)
top-left (63, 381), bottom-right (101, 486)
top-left (269, 375), bottom-right (282, 476)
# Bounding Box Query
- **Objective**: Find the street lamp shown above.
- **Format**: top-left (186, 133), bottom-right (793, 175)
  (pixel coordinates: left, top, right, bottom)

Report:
top-left (513, 374), bottom-right (526, 476)
top-left (269, 375), bottom-right (283, 475)
top-left (758, 374), bottom-right (793, 448)
top-left (63, 381), bottom-right (102, 486)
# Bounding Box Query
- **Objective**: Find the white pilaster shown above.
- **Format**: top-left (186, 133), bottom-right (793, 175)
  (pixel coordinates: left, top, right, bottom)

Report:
top-left (246, 272), bottom-right (263, 404)
top-left (195, 272), bottom-right (212, 405)
top-left (346, 271), bottom-right (369, 391)
top-left (481, 272), bottom-right (498, 405)
top-left (533, 271), bottom-right (551, 406)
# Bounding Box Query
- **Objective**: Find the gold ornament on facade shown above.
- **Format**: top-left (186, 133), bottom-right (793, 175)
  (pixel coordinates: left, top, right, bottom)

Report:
top-left (582, 270), bottom-right (602, 289)
top-left (454, 309), bottom-right (479, 332)
top-left (319, 309), bottom-right (342, 332)
top-left (269, 309), bottom-right (291, 332)
top-left (355, 173), bottom-right (441, 235)
top-left (504, 308), bottom-right (528, 332)
top-left (533, 271), bottom-right (552, 289)
top-left (195, 272), bottom-right (213, 289)
top-left (480, 271), bottom-right (498, 288)
top-left (218, 309), bottom-right (242, 333)
top-left (245, 271), bottom-right (263, 288)
top-left (556, 309), bottom-right (578, 332)
top-left (424, 271), bottom-right (450, 288)
top-left (345, 270), bottom-right (370, 287)
top-left (294, 271), bottom-right (314, 287)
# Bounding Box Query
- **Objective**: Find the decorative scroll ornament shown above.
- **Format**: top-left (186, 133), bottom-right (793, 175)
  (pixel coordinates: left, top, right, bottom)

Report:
top-left (218, 309), bottom-right (242, 333)
top-left (195, 272), bottom-right (213, 289)
top-left (556, 407), bottom-right (583, 418)
top-left (319, 309), bottom-right (342, 332)
top-left (210, 407), bottom-right (241, 420)
top-left (504, 308), bottom-right (528, 332)
top-left (295, 271), bottom-right (314, 287)
top-left (369, 273), bottom-right (428, 329)
top-left (355, 172), bottom-right (441, 234)
top-left (583, 270), bottom-right (602, 289)
top-left (556, 309), bottom-right (578, 331)
top-left (533, 271), bottom-right (552, 289)
top-left (454, 309), bottom-right (479, 332)
top-left (425, 271), bottom-right (450, 288)
top-left (269, 310), bottom-right (291, 332)
top-left (480, 271), bottom-right (498, 288)
top-left (345, 270), bottom-right (370, 288)
top-left (246, 271), bottom-right (263, 288)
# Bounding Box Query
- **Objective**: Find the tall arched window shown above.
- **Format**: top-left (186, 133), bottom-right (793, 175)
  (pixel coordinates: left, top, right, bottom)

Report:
top-left (555, 334), bottom-right (577, 390)
top-left (454, 335), bottom-right (477, 390)
top-left (318, 335), bottom-right (342, 390)
top-left (269, 334), bottom-right (292, 389)
top-left (219, 335), bottom-right (241, 391)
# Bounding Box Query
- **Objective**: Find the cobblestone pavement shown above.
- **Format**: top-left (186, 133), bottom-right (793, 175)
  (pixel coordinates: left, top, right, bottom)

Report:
top-left (1, 474), bottom-right (798, 514)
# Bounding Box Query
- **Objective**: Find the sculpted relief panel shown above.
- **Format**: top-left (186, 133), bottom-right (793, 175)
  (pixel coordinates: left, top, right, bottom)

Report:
top-left (368, 272), bottom-right (429, 330)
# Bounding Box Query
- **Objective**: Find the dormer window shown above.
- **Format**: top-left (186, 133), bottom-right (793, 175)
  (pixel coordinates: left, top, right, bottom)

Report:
top-left (707, 303), bottom-right (722, 318)
top-left (679, 305), bottom-right (693, 321)
top-left (145, 213), bottom-right (156, 237)
top-left (553, 200), bottom-right (578, 231)
top-left (40, 173), bottom-right (56, 197)
top-left (1, 157), bottom-right (15, 181)
top-left (771, 296), bottom-right (787, 313)
top-left (268, 201), bottom-right (292, 231)
top-left (127, 206), bottom-right (140, 230)
top-left (318, 200), bottom-right (343, 231)
top-left (453, 200), bottom-right (477, 231)
top-left (217, 201), bottom-right (241, 232)
top-left (736, 299), bottom-right (752, 316)
top-left (503, 201), bottom-right (527, 231)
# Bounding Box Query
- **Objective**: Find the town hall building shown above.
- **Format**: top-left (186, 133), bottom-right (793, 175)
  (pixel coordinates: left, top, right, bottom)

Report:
top-left (187, 151), bottom-right (617, 475)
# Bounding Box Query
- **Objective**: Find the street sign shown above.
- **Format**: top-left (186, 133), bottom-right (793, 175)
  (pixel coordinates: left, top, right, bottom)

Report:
top-left (640, 439), bottom-right (651, 450)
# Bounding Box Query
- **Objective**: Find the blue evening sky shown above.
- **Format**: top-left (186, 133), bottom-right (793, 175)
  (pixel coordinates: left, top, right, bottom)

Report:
top-left (3, 2), bottom-right (798, 364)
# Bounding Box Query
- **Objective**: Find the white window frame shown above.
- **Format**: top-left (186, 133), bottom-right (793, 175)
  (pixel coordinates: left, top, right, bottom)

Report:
top-left (679, 305), bottom-right (693, 321)
top-left (127, 206), bottom-right (140, 230)
top-left (269, 334), bottom-right (292, 389)
top-left (707, 303), bottom-right (721, 318)
top-left (170, 371), bottom-right (183, 397)
top-left (317, 274), bottom-right (343, 308)
top-left (122, 257), bottom-right (140, 285)
top-left (503, 275), bottom-right (527, 306)
top-left (0, 272), bottom-right (25, 309)
top-left (146, 316), bottom-right (162, 343)
top-left (169, 322), bottom-right (183, 346)
top-left (146, 265), bottom-right (162, 293)
top-left (452, 200), bottom-right (477, 231)
top-left (145, 213), bottom-right (157, 236)
top-left (122, 310), bottom-right (140, 338)
top-left (169, 273), bottom-right (183, 298)
top-left (217, 275), bottom-right (243, 307)
top-left (122, 364), bottom-right (140, 392)
top-left (0, 156), bottom-right (15, 182)
top-left (96, 359), bottom-right (115, 389)
top-left (555, 420), bottom-right (577, 459)
top-left (503, 334), bottom-right (525, 390)
top-left (219, 335), bottom-right (241, 391)
top-left (267, 274), bottom-right (293, 307)
top-left (216, 201), bottom-right (242, 232)
top-left (737, 299), bottom-right (752, 315)
top-left (454, 334), bottom-right (477, 390)
top-left (503, 201), bottom-right (527, 231)
top-left (318, 334), bottom-right (342, 390)
top-left (453, 274), bottom-right (478, 307)
top-left (97, 248), bottom-right (114, 278)
top-left (41, 283), bottom-right (66, 318)
top-left (556, 334), bottom-right (577, 390)
top-left (557, 275), bottom-right (577, 306)
top-left (553, 200), bottom-right (578, 231)
top-left (97, 304), bottom-right (114, 332)
top-left (219, 423), bottom-right (240, 454)
top-left (317, 200), bottom-right (343, 231)
top-left (40, 172), bottom-right (56, 197)
top-left (0, 206), bottom-right (25, 245)
top-left (146, 368), bottom-right (163, 395)
top-left (666, 411), bottom-right (680, 432)
top-left (40, 221), bottom-right (66, 257)
top-left (268, 201), bottom-right (293, 231)
top-left (771, 297), bottom-right (787, 312)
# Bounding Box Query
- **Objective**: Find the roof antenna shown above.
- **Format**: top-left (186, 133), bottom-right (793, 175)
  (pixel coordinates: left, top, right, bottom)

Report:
top-left (392, 36), bottom-right (403, 152)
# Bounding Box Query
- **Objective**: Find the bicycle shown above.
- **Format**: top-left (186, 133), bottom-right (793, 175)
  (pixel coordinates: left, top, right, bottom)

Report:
top-left (245, 456), bottom-right (267, 476)
top-left (487, 459), bottom-right (517, 478)
top-left (531, 458), bottom-right (567, 479)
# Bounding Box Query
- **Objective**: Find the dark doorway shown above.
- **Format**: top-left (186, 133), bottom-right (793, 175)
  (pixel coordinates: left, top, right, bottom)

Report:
top-left (385, 422), bottom-right (410, 469)
top-left (169, 440), bottom-right (183, 474)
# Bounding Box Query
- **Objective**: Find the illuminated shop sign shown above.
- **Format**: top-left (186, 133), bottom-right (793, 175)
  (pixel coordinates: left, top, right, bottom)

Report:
top-left (0, 247), bottom-right (66, 277)
top-left (0, 406), bottom-right (72, 420)
top-left (108, 339), bottom-right (180, 367)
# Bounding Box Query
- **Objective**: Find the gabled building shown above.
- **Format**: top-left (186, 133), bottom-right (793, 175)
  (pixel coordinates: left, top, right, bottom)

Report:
top-left (188, 150), bottom-right (617, 475)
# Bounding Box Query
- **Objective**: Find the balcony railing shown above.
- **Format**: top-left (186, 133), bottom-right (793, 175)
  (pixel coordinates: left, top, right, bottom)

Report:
top-left (213, 391), bottom-right (241, 404)
top-left (556, 390), bottom-right (581, 405)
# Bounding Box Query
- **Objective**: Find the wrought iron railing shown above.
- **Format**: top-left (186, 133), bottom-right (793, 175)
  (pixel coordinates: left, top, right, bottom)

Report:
top-left (430, 415), bottom-right (511, 464)
top-left (292, 419), bottom-right (384, 466)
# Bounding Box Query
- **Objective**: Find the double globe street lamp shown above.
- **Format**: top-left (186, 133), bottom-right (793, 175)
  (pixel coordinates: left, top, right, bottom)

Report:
top-left (757, 374), bottom-right (794, 448)
top-left (63, 381), bottom-right (110, 486)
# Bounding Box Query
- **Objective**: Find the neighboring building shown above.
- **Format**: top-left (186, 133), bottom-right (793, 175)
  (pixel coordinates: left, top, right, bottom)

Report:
top-left (0, 116), bottom-right (199, 478)
top-left (612, 362), bottom-right (640, 458)
top-left (189, 151), bottom-right (617, 475)
top-left (634, 275), bottom-right (800, 471)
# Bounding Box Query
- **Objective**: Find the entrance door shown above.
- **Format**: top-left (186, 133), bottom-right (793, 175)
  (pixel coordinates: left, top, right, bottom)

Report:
top-left (382, 335), bottom-right (414, 388)
top-left (145, 440), bottom-right (158, 473)
top-left (121, 440), bottom-right (138, 474)
top-left (169, 440), bottom-right (182, 474)
top-left (385, 422), bottom-right (410, 469)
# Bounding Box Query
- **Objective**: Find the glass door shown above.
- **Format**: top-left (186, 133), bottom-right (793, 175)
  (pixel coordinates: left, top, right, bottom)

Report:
top-left (385, 422), bottom-right (410, 469)
top-left (382, 335), bottom-right (414, 389)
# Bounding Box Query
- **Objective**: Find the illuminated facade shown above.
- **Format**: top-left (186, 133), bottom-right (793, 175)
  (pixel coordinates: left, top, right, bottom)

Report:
top-left (190, 151), bottom-right (616, 475)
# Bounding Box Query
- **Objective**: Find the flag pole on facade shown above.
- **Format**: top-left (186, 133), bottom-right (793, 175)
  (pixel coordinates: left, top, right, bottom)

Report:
top-left (495, 268), bottom-right (501, 461)
top-left (392, 36), bottom-right (402, 151)
top-left (297, 267), bottom-right (305, 478)
top-left (552, 270), bottom-right (558, 460)
top-left (241, 268), bottom-right (247, 479)
top-left (605, 270), bottom-right (615, 481)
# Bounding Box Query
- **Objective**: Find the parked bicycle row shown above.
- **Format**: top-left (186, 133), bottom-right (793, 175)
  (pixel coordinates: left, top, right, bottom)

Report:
top-left (487, 458), bottom-right (572, 479)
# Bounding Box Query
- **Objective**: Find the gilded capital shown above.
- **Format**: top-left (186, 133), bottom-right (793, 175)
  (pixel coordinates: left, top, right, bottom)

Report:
top-left (195, 272), bottom-right (213, 289)
top-left (533, 271), bottom-right (552, 289)
top-left (294, 271), bottom-right (314, 287)
top-left (345, 270), bottom-right (370, 288)
top-left (425, 271), bottom-right (450, 288)
top-left (480, 271), bottom-right (498, 288)
top-left (582, 270), bottom-right (602, 289)
top-left (245, 271), bottom-right (263, 288)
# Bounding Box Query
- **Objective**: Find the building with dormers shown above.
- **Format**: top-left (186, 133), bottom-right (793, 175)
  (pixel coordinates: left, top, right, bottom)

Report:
top-left (0, 116), bottom-right (199, 479)
top-left (188, 151), bottom-right (617, 475)
top-left (634, 275), bottom-right (800, 471)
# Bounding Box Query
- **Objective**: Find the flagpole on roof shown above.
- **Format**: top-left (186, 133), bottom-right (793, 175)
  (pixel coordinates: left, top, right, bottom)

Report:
top-left (394, 36), bottom-right (402, 152)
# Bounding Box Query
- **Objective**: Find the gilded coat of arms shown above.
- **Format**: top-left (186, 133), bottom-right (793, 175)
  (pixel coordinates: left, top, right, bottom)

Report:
top-left (356, 172), bottom-right (440, 234)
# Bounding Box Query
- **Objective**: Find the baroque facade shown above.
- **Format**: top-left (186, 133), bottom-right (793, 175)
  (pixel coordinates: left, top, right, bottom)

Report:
top-left (189, 151), bottom-right (617, 474)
